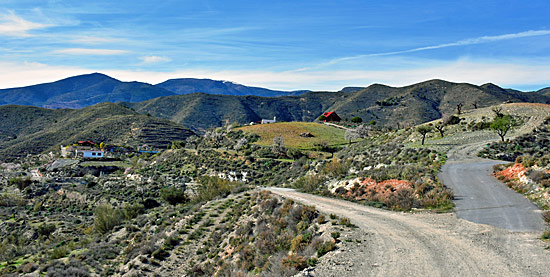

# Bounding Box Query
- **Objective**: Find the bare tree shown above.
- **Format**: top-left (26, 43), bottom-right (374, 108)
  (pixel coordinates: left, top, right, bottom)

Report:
top-left (492, 107), bottom-right (503, 118)
top-left (456, 103), bottom-right (464, 115)
top-left (344, 124), bottom-right (369, 144)
top-left (272, 136), bottom-right (286, 155)
top-left (434, 123), bottom-right (445, 138)
top-left (345, 129), bottom-right (360, 144)
top-left (355, 124), bottom-right (370, 138)
top-left (234, 138), bottom-right (248, 151)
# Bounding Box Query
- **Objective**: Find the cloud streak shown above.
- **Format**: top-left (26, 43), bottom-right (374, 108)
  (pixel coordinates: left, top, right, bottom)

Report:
top-left (52, 48), bottom-right (129, 55)
top-left (322, 30), bottom-right (550, 68)
top-left (71, 36), bottom-right (120, 45)
top-left (0, 11), bottom-right (52, 37)
top-left (141, 56), bottom-right (171, 64)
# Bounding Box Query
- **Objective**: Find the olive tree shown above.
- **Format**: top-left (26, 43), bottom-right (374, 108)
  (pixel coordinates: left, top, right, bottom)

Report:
top-left (416, 125), bottom-right (432, 145)
top-left (490, 114), bottom-right (514, 142)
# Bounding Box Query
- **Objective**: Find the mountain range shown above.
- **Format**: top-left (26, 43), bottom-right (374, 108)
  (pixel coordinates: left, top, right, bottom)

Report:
top-left (0, 73), bottom-right (307, 109)
top-left (1, 73), bottom-right (550, 151)
top-left (124, 79), bottom-right (550, 132)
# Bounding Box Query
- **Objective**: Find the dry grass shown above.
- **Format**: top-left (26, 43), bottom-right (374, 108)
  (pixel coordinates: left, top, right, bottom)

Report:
top-left (238, 122), bottom-right (347, 149)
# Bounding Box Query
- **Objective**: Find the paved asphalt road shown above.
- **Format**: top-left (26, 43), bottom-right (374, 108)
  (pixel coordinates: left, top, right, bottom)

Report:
top-left (439, 143), bottom-right (545, 231)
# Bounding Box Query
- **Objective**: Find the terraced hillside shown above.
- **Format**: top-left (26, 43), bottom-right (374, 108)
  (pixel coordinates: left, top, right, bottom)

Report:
top-left (0, 103), bottom-right (195, 161)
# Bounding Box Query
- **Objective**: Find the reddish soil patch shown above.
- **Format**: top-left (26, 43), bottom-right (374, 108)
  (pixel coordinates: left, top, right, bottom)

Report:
top-left (341, 177), bottom-right (412, 201)
top-left (495, 163), bottom-right (526, 181)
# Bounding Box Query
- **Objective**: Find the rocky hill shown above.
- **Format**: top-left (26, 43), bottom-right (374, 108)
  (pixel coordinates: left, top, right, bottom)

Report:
top-left (0, 103), bottom-right (195, 161)
top-left (125, 80), bottom-right (550, 133)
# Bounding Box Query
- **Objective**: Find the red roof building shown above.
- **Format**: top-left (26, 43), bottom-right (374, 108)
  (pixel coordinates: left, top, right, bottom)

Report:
top-left (322, 111), bottom-right (341, 122)
top-left (77, 140), bottom-right (95, 146)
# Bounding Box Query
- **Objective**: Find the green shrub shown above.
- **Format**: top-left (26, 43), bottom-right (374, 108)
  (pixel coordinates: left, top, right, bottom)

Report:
top-left (51, 245), bottom-right (70, 259)
top-left (541, 229), bottom-right (550, 240)
top-left (94, 204), bottom-right (124, 234)
top-left (195, 176), bottom-right (239, 202)
top-left (36, 223), bottom-right (56, 238)
top-left (307, 257), bottom-right (318, 267)
top-left (123, 202), bottom-right (145, 220)
top-left (160, 187), bottom-right (188, 205)
top-left (316, 240), bottom-right (335, 257)
top-left (293, 174), bottom-right (326, 193)
top-left (8, 176), bottom-right (32, 190)
top-left (351, 117), bottom-right (362, 123)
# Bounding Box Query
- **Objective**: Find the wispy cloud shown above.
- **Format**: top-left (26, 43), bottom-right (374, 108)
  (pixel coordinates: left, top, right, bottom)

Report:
top-left (71, 36), bottom-right (120, 44)
top-left (318, 30), bottom-right (550, 68)
top-left (141, 56), bottom-right (171, 64)
top-left (52, 48), bottom-right (129, 55)
top-left (0, 11), bottom-right (52, 37)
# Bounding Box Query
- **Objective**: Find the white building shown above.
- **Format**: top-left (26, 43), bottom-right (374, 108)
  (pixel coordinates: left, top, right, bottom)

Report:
top-left (76, 150), bottom-right (104, 158)
top-left (261, 116), bottom-right (277, 124)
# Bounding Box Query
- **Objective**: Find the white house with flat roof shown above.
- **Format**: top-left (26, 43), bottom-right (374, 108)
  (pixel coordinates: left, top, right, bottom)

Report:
top-left (261, 116), bottom-right (277, 124)
top-left (75, 150), bottom-right (104, 158)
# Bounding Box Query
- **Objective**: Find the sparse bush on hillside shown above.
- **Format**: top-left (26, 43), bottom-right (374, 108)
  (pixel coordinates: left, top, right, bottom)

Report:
top-left (351, 116), bottom-right (362, 123)
top-left (8, 176), bottom-right (32, 190)
top-left (160, 186), bottom-right (188, 205)
top-left (195, 176), bottom-right (242, 203)
top-left (36, 223), bottom-right (56, 238)
top-left (94, 204), bottom-right (124, 234)
top-left (479, 117), bottom-right (550, 161)
top-left (293, 174), bottom-right (326, 193)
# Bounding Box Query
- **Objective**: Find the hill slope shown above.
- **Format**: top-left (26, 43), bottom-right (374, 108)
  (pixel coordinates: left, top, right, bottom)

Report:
top-left (0, 103), bottom-right (195, 160)
top-left (125, 80), bottom-right (550, 133)
top-left (123, 91), bottom-right (343, 133)
top-left (0, 73), bottom-right (175, 109)
top-left (156, 78), bottom-right (307, 97)
top-left (238, 122), bottom-right (347, 149)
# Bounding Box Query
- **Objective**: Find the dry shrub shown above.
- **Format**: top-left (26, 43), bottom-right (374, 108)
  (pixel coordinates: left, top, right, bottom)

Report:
top-left (542, 211), bottom-right (550, 224)
top-left (281, 254), bottom-right (307, 271)
top-left (387, 188), bottom-right (417, 211)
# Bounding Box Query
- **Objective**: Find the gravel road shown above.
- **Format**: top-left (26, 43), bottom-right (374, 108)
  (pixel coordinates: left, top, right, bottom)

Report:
top-left (268, 188), bottom-right (550, 277)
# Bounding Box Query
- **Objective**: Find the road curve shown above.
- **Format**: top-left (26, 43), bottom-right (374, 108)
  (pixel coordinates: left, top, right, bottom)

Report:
top-left (267, 188), bottom-right (550, 276)
top-left (440, 143), bottom-right (545, 232)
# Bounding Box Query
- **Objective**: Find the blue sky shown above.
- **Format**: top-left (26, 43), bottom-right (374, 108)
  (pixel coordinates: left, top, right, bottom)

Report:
top-left (1, 0), bottom-right (549, 90)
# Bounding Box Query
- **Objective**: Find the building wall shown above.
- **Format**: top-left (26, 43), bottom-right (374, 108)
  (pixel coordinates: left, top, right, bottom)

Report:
top-left (78, 151), bottom-right (104, 158)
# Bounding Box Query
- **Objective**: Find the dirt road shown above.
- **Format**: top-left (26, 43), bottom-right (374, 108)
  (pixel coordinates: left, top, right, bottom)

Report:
top-left (268, 188), bottom-right (550, 276)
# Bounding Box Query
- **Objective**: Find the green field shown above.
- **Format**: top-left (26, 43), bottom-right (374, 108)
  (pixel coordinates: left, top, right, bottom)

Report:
top-left (238, 122), bottom-right (347, 149)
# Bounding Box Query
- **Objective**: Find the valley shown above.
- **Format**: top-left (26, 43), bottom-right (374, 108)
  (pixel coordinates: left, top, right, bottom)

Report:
top-left (1, 77), bottom-right (550, 276)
